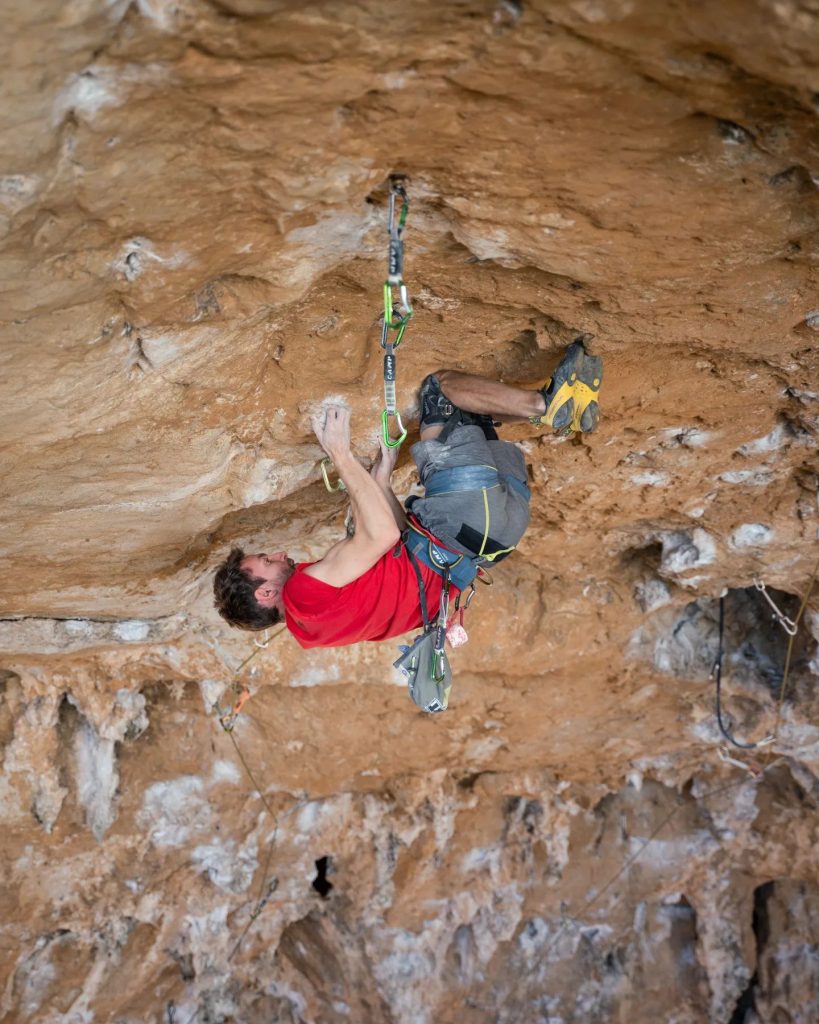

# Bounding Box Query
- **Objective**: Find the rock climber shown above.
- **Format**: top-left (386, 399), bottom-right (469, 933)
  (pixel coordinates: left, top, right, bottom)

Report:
top-left (213, 339), bottom-right (602, 646)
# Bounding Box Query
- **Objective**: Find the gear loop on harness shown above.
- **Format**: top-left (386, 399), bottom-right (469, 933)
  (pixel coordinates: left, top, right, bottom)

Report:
top-left (432, 569), bottom-right (452, 682)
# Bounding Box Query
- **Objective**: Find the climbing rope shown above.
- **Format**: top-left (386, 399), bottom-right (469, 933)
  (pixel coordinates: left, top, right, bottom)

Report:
top-left (768, 556), bottom-right (819, 746)
top-left (713, 595), bottom-right (774, 750)
top-left (174, 626), bottom-right (307, 1024)
top-left (216, 625), bottom-right (286, 731)
top-left (540, 766), bottom-right (775, 963)
top-left (712, 559), bottom-right (819, 752)
top-left (180, 697), bottom-right (313, 1024)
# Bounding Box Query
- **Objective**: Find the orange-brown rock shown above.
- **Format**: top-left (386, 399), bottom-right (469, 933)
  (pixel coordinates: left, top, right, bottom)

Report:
top-left (1, 1), bottom-right (817, 1022)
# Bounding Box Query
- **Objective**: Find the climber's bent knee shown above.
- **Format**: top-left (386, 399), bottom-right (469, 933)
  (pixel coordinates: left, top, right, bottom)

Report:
top-left (435, 369), bottom-right (454, 395)
top-left (419, 373), bottom-right (455, 432)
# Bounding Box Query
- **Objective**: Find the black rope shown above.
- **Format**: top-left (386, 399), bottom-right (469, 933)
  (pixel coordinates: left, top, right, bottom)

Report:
top-left (714, 595), bottom-right (764, 750)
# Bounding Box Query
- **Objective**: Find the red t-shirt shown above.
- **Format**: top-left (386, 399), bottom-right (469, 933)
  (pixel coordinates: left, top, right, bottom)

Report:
top-left (283, 543), bottom-right (455, 649)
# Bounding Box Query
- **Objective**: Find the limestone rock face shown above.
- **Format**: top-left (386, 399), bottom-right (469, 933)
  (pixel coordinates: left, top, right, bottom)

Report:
top-left (1, 1), bottom-right (818, 1022)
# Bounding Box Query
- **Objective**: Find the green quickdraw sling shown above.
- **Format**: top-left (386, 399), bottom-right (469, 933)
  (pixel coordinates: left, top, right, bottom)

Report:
top-left (380, 178), bottom-right (412, 449)
top-left (321, 177), bottom-right (413, 493)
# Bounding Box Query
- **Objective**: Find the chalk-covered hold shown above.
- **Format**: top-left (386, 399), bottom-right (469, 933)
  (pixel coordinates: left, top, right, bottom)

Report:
top-left (730, 523), bottom-right (773, 548)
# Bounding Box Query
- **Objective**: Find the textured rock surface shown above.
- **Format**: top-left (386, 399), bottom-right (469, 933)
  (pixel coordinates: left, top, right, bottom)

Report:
top-left (1, 1), bottom-right (818, 1022)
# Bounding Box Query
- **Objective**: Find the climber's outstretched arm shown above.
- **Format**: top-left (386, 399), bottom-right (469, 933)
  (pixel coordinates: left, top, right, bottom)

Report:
top-left (370, 436), bottom-right (407, 532)
top-left (307, 405), bottom-right (400, 587)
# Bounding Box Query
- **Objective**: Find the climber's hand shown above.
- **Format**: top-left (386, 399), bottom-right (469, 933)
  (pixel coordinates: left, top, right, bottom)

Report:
top-left (370, 435), bottom-right (400, 487)
top-left (312, 404), bottom-right (352, 463)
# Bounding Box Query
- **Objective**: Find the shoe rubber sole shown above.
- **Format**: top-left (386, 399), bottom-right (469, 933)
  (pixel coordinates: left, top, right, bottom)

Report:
top-left (533, 340), bottom-right (585, 431)
top-left (532, 339), bottom-right (603, 434)
top-left (571, 351), bottom-right (603, 433)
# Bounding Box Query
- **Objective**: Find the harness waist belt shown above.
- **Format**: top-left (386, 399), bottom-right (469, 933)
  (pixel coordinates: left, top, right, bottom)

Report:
top-left (404, 526), bottom-right (477, 592)
top-left (423, 465), bottom-right (530, 500)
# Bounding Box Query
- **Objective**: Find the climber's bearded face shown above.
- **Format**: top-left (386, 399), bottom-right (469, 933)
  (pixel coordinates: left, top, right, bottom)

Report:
top-left (241, 552), bottom-right (295, 609)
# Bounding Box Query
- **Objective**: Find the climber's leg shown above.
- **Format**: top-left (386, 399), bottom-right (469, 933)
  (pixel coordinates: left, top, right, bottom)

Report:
top-left (417, 372), bottom-right (527, 442)
top-left (431, 371), bottom-right (544, 423)
top-left (426, 337), bottom-right (603, 437)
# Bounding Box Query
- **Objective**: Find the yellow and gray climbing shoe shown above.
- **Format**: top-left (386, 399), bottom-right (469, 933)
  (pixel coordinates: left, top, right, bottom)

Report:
top-left (530, 337), bottom-right (603, 434)
top-left (569, 342), bottom-right (603, 433)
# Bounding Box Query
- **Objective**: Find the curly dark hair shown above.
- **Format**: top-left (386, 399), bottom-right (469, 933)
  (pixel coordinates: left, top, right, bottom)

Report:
top-left (213, 547), bottom-right (282, 631)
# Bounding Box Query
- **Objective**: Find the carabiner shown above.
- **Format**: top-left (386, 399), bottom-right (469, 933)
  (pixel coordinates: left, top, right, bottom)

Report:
top-left (218, 684), bottom-right (251, 732)
top-left (320, 457), bottom-right (346, 492)
top-left (383, 282), bottom-right (412, 342)
top-left (381, 409), bottom-right (406, 449)
top-left (753, 579), bottom-right (798, 636)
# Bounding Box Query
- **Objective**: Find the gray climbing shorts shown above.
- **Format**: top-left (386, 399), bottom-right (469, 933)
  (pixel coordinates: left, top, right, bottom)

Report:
top-left (408, 425), bottom-right (531, 561)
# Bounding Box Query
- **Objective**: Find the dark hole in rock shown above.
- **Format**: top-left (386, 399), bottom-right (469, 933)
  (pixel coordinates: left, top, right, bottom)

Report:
top-left (728, 882), bottom-right (773, 1024)
top-left (167, 948), bottom-right (195, 982)
top-left (621, 540), bottom-right (663, 574)
top-left (632, 585), bottom-right (815, 691)
top-left (312, 856), bottom-right (334, 898)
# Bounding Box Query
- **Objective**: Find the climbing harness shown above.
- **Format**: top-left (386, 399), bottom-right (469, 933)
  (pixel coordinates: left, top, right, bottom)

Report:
top-left (753, 577), bottom-right (798, 636)
top-left (394, 458), bottom-right (530, 712)
top-left (404, 514), bottom-right (491, 592)
top-left (395, 504), bottom-right (504, 713)
top-left (380, 178), bottom-right (412, 448)
top-left (403, 463), bottom-right (530, 592)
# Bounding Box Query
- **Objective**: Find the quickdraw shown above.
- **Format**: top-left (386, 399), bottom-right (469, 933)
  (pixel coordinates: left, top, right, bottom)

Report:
top-left (380, 177), bottom-right (412, 448)
top-left (432, 570), bottom-right (452, 681)
top-left (218, 681), bottom-right (252, 732)
top-left (318, 177), bottom-right (412, 489)
top-left (753, 577), bottom-right (798, 636)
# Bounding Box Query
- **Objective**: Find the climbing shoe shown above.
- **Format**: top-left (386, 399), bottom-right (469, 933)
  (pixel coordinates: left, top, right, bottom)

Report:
top-left (569, 342), bottom-right (603, 433)
top-left (530, 337), bottom-right (603, 434)
top-left (419, 374), bottom-right (454, 430)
